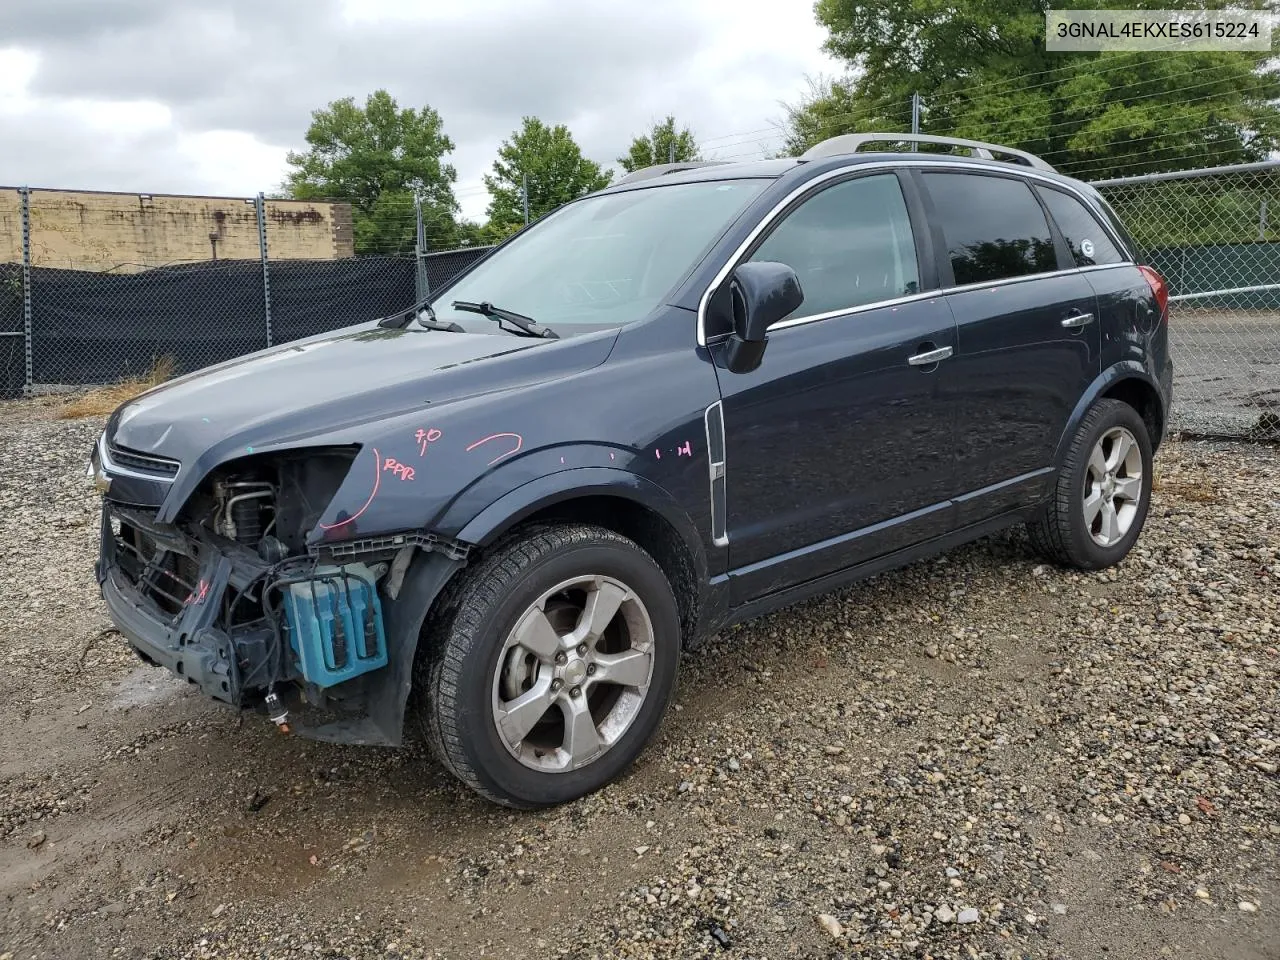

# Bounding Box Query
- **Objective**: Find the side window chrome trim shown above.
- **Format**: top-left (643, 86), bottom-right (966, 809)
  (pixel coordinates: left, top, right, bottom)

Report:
top-left (696, 160), bottom-right (1132, 346)
top-left (760, 290), bottom-right (940, 337)
top-left (942, 268), bottom-right (1080, 296)
top-left (1077, 262), bottom-right (1137, 276)
top-left (939, 261), bottom-right (1136, 296)
top-left (701, 262), bottom-right (1141, 345)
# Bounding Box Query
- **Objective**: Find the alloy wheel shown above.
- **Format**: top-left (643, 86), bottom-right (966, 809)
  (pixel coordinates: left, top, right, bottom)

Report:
top-left (1083, 425), bottom-right (1143, 547)
top-left (490, 575), bottom-right (655, 773)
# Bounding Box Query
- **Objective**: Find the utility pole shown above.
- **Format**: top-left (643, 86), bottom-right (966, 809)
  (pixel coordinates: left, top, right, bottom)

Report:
top-left (910, 92), bottom-right (921, 151)
top-left (669, 140), bottom-right (675, 164)
top-left (522, 171), bottom-right (530, 225)
top-left (254, 192), bottom-right (273, 348)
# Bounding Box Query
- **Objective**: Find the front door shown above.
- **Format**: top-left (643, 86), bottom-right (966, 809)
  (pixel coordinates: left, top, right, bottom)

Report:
top-left (710, 171), bottom-right (959, 602)
top-left (917, 170), bottom-right (1103, 525)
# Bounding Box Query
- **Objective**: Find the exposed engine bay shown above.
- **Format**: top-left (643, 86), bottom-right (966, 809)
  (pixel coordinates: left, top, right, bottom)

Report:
top-left (96, 444), bottom-right (460, 742)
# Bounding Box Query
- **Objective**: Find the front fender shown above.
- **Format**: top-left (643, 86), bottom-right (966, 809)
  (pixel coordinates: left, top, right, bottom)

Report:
top-left (445, 463), bottom-right (708, 582)
top-left (1053, 361), bottom-right (1164, 469)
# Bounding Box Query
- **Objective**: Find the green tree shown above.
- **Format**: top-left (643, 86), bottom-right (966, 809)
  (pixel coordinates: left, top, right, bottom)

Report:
top-left (286, 90), bottom-right (460, 255)
top-left (484, 117), bottom-right (612, 234)
top-left (781, 0), bottom-right (1280, 181)
top-left (618, 116), bottom-right (701, 172)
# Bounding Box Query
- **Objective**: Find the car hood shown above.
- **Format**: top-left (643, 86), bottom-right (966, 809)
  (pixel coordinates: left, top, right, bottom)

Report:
top-left (109, 323), bottom-right (617, 465)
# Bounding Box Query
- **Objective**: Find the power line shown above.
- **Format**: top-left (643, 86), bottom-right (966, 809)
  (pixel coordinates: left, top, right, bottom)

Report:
top-left (695, 53), bottom-right (1266, 159)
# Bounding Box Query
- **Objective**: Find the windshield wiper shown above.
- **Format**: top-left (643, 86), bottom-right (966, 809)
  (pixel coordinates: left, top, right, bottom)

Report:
top-left (376, 297), bottom-right (465, 332)
top-left (452, 300), bottom-right (559, 339)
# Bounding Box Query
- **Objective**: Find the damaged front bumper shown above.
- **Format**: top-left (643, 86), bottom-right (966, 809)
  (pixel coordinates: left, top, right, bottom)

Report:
top-left (95, 500), bottom-right (465, 747)
top-left (96, 503), bottom-right (274, 705)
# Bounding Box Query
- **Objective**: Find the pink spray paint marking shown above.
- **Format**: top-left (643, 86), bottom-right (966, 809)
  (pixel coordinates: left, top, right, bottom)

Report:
top-left (654, 448), bottom-right (661, 460)
top-left (318, 448), bottom-right (381, 532)
top-left (383, 457), bottom-right (416, 481)
top-left (676, 441), bottom-right (692, 457)
top-left (466, 432), bottom-right (523, 466)
top-left (185, 579), bottom-right (210, 606)
top-left (609, 452), bottom-right (615, 461)
top-left (415, 427), bottom-right (442, 456)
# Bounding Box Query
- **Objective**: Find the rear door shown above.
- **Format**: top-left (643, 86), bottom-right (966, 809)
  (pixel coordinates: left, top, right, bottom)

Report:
top-left (1034, 184), bottom-right (1150, 366)
top-left (918, 170), bottom-right (1101, 525)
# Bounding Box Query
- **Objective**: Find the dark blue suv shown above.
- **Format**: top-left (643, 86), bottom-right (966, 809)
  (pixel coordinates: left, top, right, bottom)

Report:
top-left (92, 133), bottom-right (1173, 807)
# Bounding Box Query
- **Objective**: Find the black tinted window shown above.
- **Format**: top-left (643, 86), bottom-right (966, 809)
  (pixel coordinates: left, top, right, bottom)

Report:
top-left (1037, 187), bottom-right (1124, 267)
top-left (924, 173), bottom-right (1057, 285)
top-left (749, 173), bottom-right (919, 322)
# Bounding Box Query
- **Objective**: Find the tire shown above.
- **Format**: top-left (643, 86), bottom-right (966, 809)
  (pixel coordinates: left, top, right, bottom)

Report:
top-left (418, 523), bottom-right (681, 808)
top-left (1027, 398), bottom-right (1153, 570)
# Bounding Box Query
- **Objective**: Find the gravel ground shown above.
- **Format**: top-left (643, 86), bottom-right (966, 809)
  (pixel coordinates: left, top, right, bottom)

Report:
top-left (1, 397), bottom-right (1277, 960)
top-left (1168, 308), bottom-right (1280, 440)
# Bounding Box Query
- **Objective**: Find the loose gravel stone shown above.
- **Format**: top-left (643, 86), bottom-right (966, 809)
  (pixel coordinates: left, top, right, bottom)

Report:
top-left (816, 913), bottom-right (843, 939)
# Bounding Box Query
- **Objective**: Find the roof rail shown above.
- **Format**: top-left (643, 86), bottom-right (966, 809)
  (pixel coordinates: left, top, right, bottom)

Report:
top-left (801, 133), bottom-right (1056, 172)
top-left (614, 161), bottom-right (728, 186)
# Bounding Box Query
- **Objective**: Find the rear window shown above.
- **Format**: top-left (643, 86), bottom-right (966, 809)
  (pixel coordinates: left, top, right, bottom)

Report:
top-left (1037, 186), bottom-right (1124, 267)
top-left (1086, 190), bottom-right (1139, 261)
top-left (922, 173), bottom-right (1058, 285)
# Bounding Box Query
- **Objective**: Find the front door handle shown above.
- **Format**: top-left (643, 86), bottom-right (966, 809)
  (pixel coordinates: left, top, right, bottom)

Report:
top-left (908, 345), bottom-right (953, 366)
top-left (1061, 311), bottom-right (1094, 329)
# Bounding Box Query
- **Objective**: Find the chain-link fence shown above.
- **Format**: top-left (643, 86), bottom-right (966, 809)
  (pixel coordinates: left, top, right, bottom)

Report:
top-left (1094, 161), bottom-right (1280, 439)
top-left (0, 186), bottom-right (492, 399)
top-left (3, 169), bottom-right (1279, 438)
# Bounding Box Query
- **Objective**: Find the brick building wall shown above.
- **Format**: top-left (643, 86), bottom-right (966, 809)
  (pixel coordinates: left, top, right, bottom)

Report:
top-left (0, 187), bottom-right (354, 271)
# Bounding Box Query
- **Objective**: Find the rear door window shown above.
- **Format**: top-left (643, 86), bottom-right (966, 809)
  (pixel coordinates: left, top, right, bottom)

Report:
top-left (922, 173), bottom-right (1058, 285)
top-left (1036, 186), bottom-right (1125, 267)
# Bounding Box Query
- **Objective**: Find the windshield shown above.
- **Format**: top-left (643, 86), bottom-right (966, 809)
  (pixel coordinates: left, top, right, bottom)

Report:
top-left (436, 179), bottom-right (769, 327)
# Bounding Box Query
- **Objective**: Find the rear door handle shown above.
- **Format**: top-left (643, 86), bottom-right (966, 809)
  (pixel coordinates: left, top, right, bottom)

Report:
top-left (1061, 311), bottom-right (1094, 329)
top-left (908, 345), bottom-right (953, 366)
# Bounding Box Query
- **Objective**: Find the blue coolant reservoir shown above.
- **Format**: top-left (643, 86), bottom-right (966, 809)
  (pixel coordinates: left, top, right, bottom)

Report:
top-left (284, 563), bottom-right (388, 687)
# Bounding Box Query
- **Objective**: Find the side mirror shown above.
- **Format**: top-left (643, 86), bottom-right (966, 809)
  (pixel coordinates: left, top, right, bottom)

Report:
top-left (723, 261), bottom-right (803, 374)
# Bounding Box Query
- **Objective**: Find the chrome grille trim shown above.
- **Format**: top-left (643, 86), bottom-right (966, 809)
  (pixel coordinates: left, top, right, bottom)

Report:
top-left (99, 432), bottom-right (181, 482)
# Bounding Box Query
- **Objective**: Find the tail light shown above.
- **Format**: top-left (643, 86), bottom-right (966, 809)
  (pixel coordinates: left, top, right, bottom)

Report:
top-left (1138, 265), bottom-right (1169, 323)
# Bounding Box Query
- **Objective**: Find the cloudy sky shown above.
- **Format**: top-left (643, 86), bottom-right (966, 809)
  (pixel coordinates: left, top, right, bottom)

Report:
top-left (0, 0), bottom-right (841, 230)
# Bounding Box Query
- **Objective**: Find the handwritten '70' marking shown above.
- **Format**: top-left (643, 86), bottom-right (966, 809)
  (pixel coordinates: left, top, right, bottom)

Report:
top-left (465, 432), bottom-right (523, 466)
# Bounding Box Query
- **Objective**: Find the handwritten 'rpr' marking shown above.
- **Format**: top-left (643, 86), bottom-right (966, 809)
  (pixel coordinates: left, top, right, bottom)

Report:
top-left (466, 432), bottom-right (523, 466)
top-left (383, 458), bottom-right (416, 481)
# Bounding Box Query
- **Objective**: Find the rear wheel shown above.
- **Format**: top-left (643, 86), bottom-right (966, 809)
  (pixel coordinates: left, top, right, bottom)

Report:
top-left (1028, 398), bottom-right (1153, 570)
top-left (420, 524), bottom-right (680, 808)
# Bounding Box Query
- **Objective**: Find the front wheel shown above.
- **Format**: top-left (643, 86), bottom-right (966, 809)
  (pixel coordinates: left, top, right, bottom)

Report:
top-left (419, 524), bottom-right (680, 808)
top-left (1027, 398), bottom-right (1154, 570)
